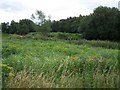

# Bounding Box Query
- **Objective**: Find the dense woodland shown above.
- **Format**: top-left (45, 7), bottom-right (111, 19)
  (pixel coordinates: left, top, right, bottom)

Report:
top-left (1, 6), bottom-right (120, 41)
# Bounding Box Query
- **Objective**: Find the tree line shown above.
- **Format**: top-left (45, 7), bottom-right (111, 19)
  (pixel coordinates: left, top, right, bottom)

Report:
top-left (51, 6), bottom-right (120, 41)
top-left (1, 6), bottom-right (120, 41)
top-left (2, 10), bottom-right (51, 35)
top-left (2, 19), bottom-right (37, 35)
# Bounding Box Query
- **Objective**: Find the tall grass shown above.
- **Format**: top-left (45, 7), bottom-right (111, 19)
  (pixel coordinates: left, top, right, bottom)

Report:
top-left (67, 39), bottom-right (119, 50)
top-left (2, 33), bottom-right (119, 88)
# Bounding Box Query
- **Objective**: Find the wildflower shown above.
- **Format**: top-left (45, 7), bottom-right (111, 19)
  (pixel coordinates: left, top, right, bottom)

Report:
top-left (8, 73), bottom-right (15, 78)
top-left (7, 66), bottom-right (13, 70)
top-left (0, 63), bottom-right (13, 70)
top-left (67, 56), bottom-right (70, 59)
top-left (0, 64), bottom-right (7, 67)
top-left (72, 56), bottom-right (76, 60)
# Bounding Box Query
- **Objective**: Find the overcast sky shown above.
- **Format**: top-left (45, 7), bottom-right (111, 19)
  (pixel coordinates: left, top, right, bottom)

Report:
top-left (0, 0), bottom-right (119, 23)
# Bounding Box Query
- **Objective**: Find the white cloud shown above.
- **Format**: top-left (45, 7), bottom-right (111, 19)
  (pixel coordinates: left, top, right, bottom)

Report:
top-left (0, 0), bottom-right (119, 23)
top-left (79, 0), bottom-right (119, 10)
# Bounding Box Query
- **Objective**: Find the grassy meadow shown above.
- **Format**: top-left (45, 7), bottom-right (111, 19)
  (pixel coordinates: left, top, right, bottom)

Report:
top-left (1, 32), bottom-right (119, 88)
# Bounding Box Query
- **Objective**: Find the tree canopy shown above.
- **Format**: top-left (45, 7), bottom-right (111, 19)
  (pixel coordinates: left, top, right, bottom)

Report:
top-left (79, 6), bottom-right (120, 41)
top-left (2, 19), bottom-right (37, 35)
top-left (51, 6), bottom-right (120, 41)
top-left (1, 6), bottom-right (120, 41)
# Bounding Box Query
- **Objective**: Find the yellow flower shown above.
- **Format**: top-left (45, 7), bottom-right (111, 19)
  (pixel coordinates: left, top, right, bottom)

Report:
top-left (8, 73), bottom-right (15, 78)
top-left (0, 63), bottom-right (13, 69)
top-left (0, 64), bottom-right (7, 67)
top-left (7, 66), bottom-right (13, 70)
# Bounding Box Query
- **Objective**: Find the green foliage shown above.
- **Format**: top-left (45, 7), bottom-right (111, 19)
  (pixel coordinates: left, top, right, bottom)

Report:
top-left (51, 32), bottom-right (81, 40)
top-left (17, 19), bottom-right (37, 35)
top-left (2, 19), bottom-right (37, 35)
top-left (2, 10), bottom-right (52, 35)
top-left (31, 10), bottom-right (52, 35)
top-left (9, 20), bottom-right (19, 34)
top-left (2, 6), bottom-right (119, 41)
top-left (80, 6), bottom-right (120, 41)
top-left (71, 39), bottom-right (119, 49)
top-left (38, 20), bottom-right (52, 35)
top-left (51, 16), bottom-right (82, 33)
top-left (31, 10), bottom-right (46, 25)
top-left (51, 6), bottom-right (120, 41)
top-left (2, 33), bottom-right (119, 88)
top-left (1, 22), bottom-right (10, 33)
top-left (1, 63), bottom-right (15, 83)
top-left (18, 21), bottom-right (29, 35)
top-left (2, 45), bottom-right (18, 57)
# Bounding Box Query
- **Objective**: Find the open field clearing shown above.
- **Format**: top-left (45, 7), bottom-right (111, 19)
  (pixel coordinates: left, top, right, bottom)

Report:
top-left (1, 33), bottom-right (119, 88)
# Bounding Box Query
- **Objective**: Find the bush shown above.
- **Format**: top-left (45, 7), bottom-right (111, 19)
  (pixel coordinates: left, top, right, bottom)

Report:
top-left (2, 45), bottom-right (18, 57)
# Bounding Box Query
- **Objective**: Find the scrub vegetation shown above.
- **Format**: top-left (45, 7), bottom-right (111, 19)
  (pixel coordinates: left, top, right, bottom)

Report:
top-left (1, 6), bottom-right (120, 88)
top-left (2, 32), bottom-right (119, 88)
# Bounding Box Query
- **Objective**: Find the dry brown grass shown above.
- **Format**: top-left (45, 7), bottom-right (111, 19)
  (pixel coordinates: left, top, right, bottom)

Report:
top-left (6, 71), bottom-right (56, 88)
